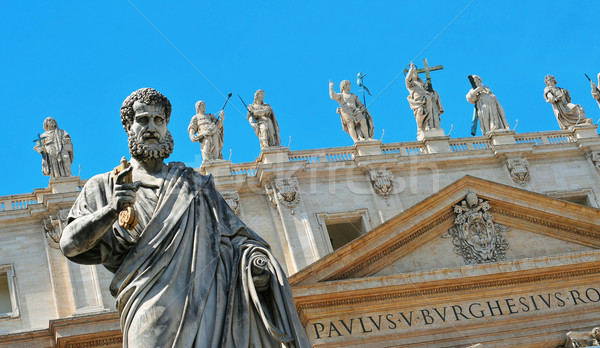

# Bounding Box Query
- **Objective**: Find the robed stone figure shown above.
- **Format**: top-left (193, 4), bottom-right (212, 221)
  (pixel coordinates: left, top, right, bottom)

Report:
top-left (248, 89), bottom-right (281, 148)
top-left (188, 100), bottom-right (224, 162)
top-left (543, 74), bottom-right (592, 129)
top-left (60, 88), bottom-right (309, 348)
top-left (34, 117), bottom-right (74, 178)
top-left (466, 75), bottom-right (509, 135)
top-left (405, 63), bottom-right (444, 140)
top-left (591, 73), bottom-right (600, 109)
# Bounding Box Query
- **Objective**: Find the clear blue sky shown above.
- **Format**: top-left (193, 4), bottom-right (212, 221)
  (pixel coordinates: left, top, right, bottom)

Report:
top-left (1, 1), bottom-right (599, 196)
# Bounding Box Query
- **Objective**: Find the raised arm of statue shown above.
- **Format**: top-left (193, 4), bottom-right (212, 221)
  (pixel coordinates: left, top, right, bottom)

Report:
top-left (60, 167), bottom-right (140, 258)
top-left (405, 63), bottom-right (418, 88)
top-left (329, 80), bottom-right (341, 102)
top-left (217, 110), bottom-right (225, 127)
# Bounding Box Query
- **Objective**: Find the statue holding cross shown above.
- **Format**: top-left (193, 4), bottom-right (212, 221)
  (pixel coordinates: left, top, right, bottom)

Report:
top-left (405, 59), bottom-right (444, 140)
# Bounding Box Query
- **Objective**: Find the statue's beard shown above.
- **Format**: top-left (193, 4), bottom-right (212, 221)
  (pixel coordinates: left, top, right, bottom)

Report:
top-left (128, 129), bottom-right (174, 163)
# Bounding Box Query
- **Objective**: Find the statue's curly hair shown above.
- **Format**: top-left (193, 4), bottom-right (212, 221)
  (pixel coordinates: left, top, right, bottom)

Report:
top-left (120, 88), bottom-right (172, 130)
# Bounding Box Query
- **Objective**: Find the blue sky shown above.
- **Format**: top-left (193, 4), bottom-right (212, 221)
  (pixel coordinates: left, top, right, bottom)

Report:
top-left (1, 1), bottom-right (599, 196)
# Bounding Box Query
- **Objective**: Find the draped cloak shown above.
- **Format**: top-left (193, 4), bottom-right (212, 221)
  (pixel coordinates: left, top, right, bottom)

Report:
top-left (65, 162), bottom-right (309, 348)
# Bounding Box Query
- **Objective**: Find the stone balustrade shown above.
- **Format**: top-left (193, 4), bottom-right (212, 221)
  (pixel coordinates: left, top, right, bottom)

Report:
top-left (0, 193), bottom-right (38, 211)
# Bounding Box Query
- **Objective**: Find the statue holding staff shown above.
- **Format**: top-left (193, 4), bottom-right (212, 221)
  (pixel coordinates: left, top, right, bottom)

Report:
top-left (188, 100), bottom-right (225, 162)
top-left (329, 79), bottom-right (375, 142)
top-left (246, 89), bottom-right (281, 148)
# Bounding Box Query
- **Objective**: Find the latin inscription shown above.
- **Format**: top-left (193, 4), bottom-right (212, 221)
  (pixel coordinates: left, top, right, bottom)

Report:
top-left (311, 286), bottom-right (600, 340)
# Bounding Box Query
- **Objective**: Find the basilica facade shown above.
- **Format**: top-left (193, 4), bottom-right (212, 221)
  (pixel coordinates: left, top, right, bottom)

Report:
top-left (1, 125), bottom-right (600, 347)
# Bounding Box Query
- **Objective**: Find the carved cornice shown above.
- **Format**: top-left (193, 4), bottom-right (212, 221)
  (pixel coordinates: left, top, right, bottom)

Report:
top-left (298, 266), bottom-right (600, 311)
top-left (324, 210), bottom-right (454, 281)
top-left (66, 336), bottom-right (122, 347)
top-left (491, 207), bottom-right (600, 240)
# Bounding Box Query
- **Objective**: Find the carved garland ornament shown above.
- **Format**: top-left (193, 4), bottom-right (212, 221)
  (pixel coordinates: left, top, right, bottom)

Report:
top-left (506, 158), bottom-right (530, 186)
top-left (221, 191), bottom-right (241, 216)
top-left (591, 152), bottom-right (600, 173)
top-left (43, 210), bottom-right (69, 248)
top-left (369, 169), bottom-right (394, 199)
top-left (273, 177), bottom-right (300, 214)
top-left (445, 191), bottom-right (509, 265)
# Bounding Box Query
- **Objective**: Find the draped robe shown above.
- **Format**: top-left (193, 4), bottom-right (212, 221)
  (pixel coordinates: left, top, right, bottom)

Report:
top-left (65, 162), bottom-right (308, 347)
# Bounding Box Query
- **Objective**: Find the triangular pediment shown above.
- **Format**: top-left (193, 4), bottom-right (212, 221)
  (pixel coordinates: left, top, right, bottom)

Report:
top-left (289, 175), bottom-right (600, 286)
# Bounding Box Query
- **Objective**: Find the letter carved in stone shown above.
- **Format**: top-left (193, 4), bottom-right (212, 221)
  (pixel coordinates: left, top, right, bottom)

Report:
top-left (445, 191), bottom-right (509, 265)
top-left (273, 177), bottom-right (300, 214)
top-left (369, 169), bottom-right (393, 199)
top-left (222, 191), bottom-right (241, 216)
top-left (506, 158), bottom-right (530, 186)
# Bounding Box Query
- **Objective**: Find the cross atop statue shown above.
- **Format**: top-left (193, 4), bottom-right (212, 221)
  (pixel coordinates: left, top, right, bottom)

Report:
top-left (404, 58), bottom-right (443, 92)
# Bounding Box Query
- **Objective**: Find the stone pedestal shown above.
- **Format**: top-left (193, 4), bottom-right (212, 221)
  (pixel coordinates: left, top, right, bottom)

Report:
top-left (258, 146), bottom-right (290, 164)
top-left (201, 159), bottom-right (232, 177)
top-left (49, 176), bottom-right (80, 194)
top-left (354, 140), bottom-right (383, 156)
top-left (488, 130), bottom-right (516, 146)
top-left (419, 129), bottom-right (451, 154)
top-left (572, 124), bottom-right (599, 139)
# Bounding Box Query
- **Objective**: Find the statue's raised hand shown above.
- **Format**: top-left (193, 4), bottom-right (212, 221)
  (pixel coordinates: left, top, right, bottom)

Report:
top-left (111, 166), bottom-right (141, 212)
top-left (329, 80), bottom-right (334, 88)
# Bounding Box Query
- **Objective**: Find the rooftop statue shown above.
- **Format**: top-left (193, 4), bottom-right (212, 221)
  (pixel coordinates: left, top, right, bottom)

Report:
top-left (590, 73), bottom-right (600, 109)
top-left (328, 79), bottom-right (375, 142)
top-left (60, 88), bottom-right (308, 348)
top-left (188, 100), bottom-right (224, 162)
top-left (33, 117), bottom-right (74, 178)
top-left (405, 62), bottom-right (444, 140)
top-left (543, 74), bottom-right (591, 129)
top-left (466, 75), bottom-right (509, 135)
top-left (247, 89), bottom-right (281, 148)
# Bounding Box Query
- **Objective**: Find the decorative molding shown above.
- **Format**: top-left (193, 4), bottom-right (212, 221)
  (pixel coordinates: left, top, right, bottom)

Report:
top-left (264, 184), bottom-right (278, 210)
top-left (491, 207), bottom-right (600, 240)
top-left (324, 211), bottom-right (454, 281)
top-left (221, 191), bottom-right (241, 216)
top-left (0, 264), bottom-right (20, 319)
top-left (444, 191), bottom-right (509, 265)
top-left (66, 336), bottom-right (123, 348)
top-left (591, 152), bottom-right (600, 173)
top-left (369, 169), bottom-right (394, 199)
top-left (506, 158), bottom-right (530, 186)
top-left (315, 209), bottom-right (373, 255)
top-left (42, 209), bottom-right (69, 248)
top-left (273, 177), bottom-right (300, 214)
top-left (298, 266), bottom-right (600, 311)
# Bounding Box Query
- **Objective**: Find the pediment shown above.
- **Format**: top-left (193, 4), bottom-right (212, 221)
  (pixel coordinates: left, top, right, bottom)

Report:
top-left (289, 175), bottom-right (600, 286)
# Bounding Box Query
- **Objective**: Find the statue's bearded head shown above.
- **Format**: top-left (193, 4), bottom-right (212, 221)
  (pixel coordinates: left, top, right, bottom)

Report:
top-left (120, 88), bottom-right (174, 163)
top-left (43, 117), bottom-right (58, 131)
top-left (340, 80), bottom-right (351, 93)
top-left (195, 100), bottom-right (206, 114)
top-left (472, 75), bottom-right (482, 87)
